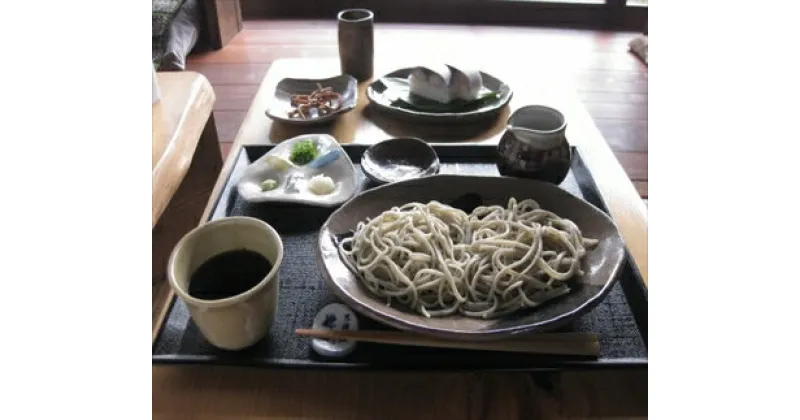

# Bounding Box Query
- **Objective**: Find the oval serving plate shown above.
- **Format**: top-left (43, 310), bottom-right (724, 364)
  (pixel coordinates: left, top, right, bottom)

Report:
top-left (316, 174), bottom-right (626, 341)
top-left (366, 68), bottom-right (513, 123)
top-left (266, 75), bottom-right (358, 125)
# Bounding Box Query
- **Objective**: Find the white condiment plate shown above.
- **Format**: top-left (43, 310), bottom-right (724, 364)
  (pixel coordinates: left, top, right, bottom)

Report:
top-left (236, 134), bottom-right (358, 207)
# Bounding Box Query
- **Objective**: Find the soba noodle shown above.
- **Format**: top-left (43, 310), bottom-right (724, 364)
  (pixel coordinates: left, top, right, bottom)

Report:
top-left (338, 198), bottom-right (599, 319)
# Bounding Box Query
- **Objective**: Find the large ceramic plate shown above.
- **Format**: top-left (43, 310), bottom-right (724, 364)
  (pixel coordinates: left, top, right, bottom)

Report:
top-left (366, 68), bottom-right (513, 123)
top-left (316, 175), bottom-right (626, 341)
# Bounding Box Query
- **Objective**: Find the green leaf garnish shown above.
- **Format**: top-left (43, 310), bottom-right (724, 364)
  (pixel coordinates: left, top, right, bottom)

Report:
top-left (289, 139), bottom-right (318, 165)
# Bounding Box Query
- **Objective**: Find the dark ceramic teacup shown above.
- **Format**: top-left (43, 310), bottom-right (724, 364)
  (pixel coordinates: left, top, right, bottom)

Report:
top-left (337, 9), bottom-right (375, 82)
top-left (497, 105), bottom-right (572, 184)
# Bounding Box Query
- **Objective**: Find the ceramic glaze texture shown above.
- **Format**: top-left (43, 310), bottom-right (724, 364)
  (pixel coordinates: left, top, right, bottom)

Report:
top-left (497, 105), bottom-right (572, 185)
top-left (167, 217), bottom-right (284, 350)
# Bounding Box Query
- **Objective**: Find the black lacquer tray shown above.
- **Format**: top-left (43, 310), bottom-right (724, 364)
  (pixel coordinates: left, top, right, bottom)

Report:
top-left (152, 144), bottom-right (648, 371)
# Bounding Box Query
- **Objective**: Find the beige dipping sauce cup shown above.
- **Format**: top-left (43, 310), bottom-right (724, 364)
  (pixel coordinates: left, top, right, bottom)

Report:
top-left (167, 216), bottom-right (284, 350)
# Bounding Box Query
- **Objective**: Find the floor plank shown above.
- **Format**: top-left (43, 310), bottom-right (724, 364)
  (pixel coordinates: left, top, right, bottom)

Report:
top-left (193, 62), bottom-right (271, 85)
top-left (579, 90), bottom-right (648, 105)
top-left (190, 45), bottom-right (643, 73)
top-left (573, 71), bottom-right (648, 93)
top-left (189, 20), bottom-right (648, 197)
top-left (634, 181), bottom-right (648, 198)
top-left (213, 110), bottom-right (248, 142)
top-left (220, 142), bottom-right (233, 160)
top-left (595, 120), bottom-right (648, 152)
top-left (613, 151), bottom-right (648, 181)
top-left (213, 84), bottom-right (260, 111)
top-left (584, 101), bottom-right (647, 120)
top-left (240, 21), bottom-right (641, 51)
top-left (194, 62), bottom-right (647, 94)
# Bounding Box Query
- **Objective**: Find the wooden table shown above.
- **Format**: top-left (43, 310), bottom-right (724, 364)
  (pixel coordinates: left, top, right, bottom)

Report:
top-left (152, 71), bottom-right (223, 328)
top-left (224, 58), bottom-right (647, 285)
top-left (152, 59), bottom-right (648, 419)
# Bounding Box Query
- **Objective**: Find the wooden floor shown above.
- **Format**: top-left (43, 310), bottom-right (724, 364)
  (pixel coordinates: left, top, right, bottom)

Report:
top-left (186, 20), bottom-right (648, 198)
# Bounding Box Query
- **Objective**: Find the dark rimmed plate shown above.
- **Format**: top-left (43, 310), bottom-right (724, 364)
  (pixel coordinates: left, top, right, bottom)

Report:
top-left (266, 75), bottom-right (358, 125)
top-left (317, 175), bottom-right (626, 341)
top-left (366, 68), bottom-right (513, 123)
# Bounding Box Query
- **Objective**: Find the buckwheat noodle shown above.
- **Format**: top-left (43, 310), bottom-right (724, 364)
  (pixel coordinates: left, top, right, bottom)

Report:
top-left (338, 198), bottom-right (600, 319)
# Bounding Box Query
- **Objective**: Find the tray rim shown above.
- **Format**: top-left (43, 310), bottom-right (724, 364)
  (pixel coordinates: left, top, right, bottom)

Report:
top-left (152, 143), bottom-right (648, 370)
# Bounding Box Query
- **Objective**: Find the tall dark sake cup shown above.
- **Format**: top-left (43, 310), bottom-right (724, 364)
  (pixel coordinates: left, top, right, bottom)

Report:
top-left (337, 9), bottom-right (375, 82)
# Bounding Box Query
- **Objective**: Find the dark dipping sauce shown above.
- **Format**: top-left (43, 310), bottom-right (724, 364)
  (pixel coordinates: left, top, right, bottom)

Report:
top-left (188, 249), bottom-right (273, 301)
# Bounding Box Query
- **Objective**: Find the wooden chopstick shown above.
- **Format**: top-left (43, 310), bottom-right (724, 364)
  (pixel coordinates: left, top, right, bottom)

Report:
top-left (295, 329), bottom-right (600, 357)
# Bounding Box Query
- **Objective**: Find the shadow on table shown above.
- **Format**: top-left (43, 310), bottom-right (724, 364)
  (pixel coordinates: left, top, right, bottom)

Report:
top-left (362, 103), bottom-right (509, 143)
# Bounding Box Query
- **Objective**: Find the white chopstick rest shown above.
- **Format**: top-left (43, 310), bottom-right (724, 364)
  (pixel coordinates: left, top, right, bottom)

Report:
top-left (311, 303), bottom-right (359, 357)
